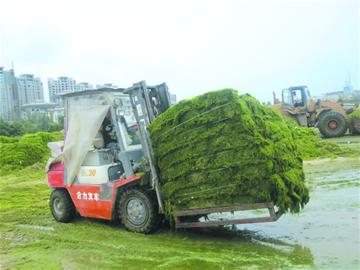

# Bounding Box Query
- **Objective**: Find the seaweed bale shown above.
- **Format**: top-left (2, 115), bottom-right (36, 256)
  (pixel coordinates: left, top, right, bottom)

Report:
top-left (148, 89), bottom-right (309, 215)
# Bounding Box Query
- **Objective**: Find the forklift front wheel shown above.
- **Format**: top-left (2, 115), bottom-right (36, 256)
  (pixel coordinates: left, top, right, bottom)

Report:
top-left (50, 189), bottom-right (75, 223)
top-left (118, 188), bottom-right (159, 234)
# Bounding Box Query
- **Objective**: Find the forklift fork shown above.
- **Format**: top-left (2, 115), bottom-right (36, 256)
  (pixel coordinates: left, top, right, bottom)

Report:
top-left (174, 202), bottom-right (282, 229)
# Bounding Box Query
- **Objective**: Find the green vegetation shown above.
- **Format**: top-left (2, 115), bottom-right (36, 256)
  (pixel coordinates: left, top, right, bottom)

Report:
top-left (0, 136), bottom-right (19, 143)
top-left (149, 89), bottom-right (309, 215)
top-left (0, 113), bottom-right (63, 137)
top-left (0, 132), bottom-right (63, 174)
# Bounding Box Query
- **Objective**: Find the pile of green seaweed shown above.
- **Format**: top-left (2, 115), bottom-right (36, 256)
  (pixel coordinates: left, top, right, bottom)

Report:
top-left (0, 132), bottom-right (63, 172)
top-left (349, 107), bottom-right (360, 121)
top-left (284, 118), bottom-right (349, 160)
top-left (349, 107), bottom-right (360, 134)
top-left (149, 89), bottom-right (309, 215)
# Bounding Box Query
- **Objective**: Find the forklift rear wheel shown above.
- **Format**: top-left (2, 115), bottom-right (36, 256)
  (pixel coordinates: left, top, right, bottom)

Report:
top-left (118, 188), bottom-right (159, 233)
top-left (50, 189), bottom-right (75, 223)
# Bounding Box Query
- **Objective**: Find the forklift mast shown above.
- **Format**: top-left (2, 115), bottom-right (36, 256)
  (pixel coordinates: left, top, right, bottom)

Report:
top-left (123, 81), bottom-right (171, 213)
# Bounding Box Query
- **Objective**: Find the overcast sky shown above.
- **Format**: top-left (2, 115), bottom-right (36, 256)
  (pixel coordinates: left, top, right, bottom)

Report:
top-left (0, 0), bottom-right (358, 102)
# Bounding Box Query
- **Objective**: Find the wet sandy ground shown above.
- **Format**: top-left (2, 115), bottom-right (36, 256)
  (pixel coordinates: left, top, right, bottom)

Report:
top-left (236, 137), bottom-right (360, 269)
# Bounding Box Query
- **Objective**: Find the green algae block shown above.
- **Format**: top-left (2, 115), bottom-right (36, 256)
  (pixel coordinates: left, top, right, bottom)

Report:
top-left (148, 89), bottom-right (309, 215)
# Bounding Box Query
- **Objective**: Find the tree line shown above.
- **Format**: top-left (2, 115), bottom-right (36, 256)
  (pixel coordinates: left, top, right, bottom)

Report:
top-left (0, 114), bottom-right (63, 136)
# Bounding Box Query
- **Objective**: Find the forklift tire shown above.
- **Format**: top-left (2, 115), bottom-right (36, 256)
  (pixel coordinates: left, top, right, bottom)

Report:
top-left (50, 189), bottom-right (75, 223)
top-left (318, 111), bottom-right (347, 138)
top-left (118, 188), bottom-right (159, 234)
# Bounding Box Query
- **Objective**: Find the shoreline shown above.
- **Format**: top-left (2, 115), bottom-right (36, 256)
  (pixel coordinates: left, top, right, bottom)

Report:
top-left (303, 156), bottom-right (360, 166)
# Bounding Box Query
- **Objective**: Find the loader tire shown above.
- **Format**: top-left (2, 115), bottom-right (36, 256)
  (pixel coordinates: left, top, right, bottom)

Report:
top-left (50, 189), bottom-right (75, 223)
top-left (118, 188), bottom-right (159, 234)
top-left (318, 111), bottom-right (347, 138)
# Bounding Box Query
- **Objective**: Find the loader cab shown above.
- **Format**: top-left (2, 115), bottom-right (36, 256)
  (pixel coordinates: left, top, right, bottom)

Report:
top-left (282, 86), bottom-right (310, 108)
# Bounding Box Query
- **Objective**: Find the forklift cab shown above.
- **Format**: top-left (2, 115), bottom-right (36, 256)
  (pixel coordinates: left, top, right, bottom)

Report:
top-left (47, 81), bottom-right (170, 232)
top-left (282, 86), bottom-right (310, 108)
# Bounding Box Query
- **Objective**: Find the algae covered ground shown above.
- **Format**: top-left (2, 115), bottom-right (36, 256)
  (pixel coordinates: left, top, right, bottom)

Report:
top-left (1, 136), bottom-right (359, 269)
top-left (0, 163), bottom-right (313, 270)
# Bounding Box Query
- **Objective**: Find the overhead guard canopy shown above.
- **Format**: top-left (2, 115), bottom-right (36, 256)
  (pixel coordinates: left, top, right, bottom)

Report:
top-left (59, 105), bottom-right (110, 185)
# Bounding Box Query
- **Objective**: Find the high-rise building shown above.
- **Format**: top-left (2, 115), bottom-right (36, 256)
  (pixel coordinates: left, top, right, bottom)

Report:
top-left (76, 82), bottom-right (93, 91)
top-left (0, 67), bottom-right (21, 121)
top-left (48, 76), bottom-right (77, 104)
top-left (96, 83), bottom-right (118, 89)
top-left (48, 76), bottom-right (93, 104)
top-left (17, 74), bottom-right (44, 105)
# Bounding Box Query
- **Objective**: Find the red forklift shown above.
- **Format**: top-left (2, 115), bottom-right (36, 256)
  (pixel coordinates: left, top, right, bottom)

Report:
top-left (47, 81), bottom-right (281, 233)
